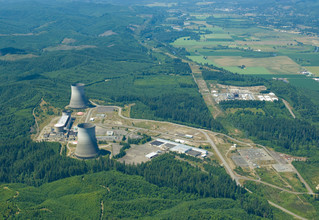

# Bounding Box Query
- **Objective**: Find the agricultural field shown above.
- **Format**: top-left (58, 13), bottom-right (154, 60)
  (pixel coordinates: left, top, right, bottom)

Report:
top-left (257, 74), bottom-right (319, 91)
top-left (171, 15), bottom-right (319, 77)
top-left (304, 66), bottom-right (319, 77)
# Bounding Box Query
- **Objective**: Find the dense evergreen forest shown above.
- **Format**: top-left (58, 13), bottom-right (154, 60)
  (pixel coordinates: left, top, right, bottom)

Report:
top-left (0, 139), bottom-right (274, 219)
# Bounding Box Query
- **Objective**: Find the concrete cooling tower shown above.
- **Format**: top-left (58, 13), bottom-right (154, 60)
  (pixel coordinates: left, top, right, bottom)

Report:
top-left (69, 83), bottom-right (88, 109)
top-left (75, 123), bottom-right (99, 159)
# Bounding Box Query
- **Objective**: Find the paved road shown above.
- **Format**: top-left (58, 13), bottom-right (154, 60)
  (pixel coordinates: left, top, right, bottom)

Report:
top-left (200, 131), bottom-right (240, 185)
top-left (89, 102), bottom-right (314, 219)
top-left (240, 176), bottom-right (307, 195)
top-left (90, 102), bottom-right (241, 185)
top-left (214, 132), bottom-right (315, 195)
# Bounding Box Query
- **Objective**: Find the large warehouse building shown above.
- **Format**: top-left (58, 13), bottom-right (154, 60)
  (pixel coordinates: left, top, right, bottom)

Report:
top-left (150, 138), bottom-right (207, 157)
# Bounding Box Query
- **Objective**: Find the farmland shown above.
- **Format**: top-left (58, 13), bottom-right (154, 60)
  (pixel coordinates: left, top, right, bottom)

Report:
top-left (172, 15), bottom-right (319, 79)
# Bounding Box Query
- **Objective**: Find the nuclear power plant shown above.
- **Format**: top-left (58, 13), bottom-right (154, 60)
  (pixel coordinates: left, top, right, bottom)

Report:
top-left (69, 83), bottom-right (88, 109)
top-left (75, 123), bottom-right (100, 159)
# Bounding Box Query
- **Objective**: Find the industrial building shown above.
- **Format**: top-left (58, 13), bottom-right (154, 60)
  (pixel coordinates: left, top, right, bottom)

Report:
top-left (69, 83), bottom-right (88, 109)
top-left (145, 151), bottom-right (161, 159)
top-left (150, 138), bottom-right (207, 157)
top-left (74, 123), bottom-right (100, 159)
top-left (54, 110), bottom-right (72, 132)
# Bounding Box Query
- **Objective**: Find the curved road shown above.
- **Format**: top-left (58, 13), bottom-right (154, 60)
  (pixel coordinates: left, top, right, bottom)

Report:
top-left (88, 102), bottom-right (312, 219)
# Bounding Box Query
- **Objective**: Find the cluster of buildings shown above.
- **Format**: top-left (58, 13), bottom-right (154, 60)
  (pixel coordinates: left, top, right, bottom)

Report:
top-left (213, 88), bottom-right (279, 103)
top-left (46, 83), bottom-right (211, 162)
top-left (43, 83), bottom-right (100, 159)
top-left (148, 138), bottom-right (208, 159)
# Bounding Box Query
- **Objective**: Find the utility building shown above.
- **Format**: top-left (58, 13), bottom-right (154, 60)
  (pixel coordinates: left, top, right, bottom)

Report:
top-left (75, 123), bottom-right (99, 159)
top-left (69, 83), bottom-right (88, 109)
top-left (54, 110), bottom-right (71, 132)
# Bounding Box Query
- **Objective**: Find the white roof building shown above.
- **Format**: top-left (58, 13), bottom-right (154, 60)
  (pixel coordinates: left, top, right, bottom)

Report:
top-left (54, 115), bottom-right (70, 128)
top-left (146, 152), bottom-right (159, 159)
top-left (170, 145), bottom-right (191, 154)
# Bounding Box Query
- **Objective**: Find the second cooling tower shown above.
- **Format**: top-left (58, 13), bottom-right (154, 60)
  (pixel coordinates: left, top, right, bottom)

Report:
top-left (69, 83), bottom-right (88, 109)
top-left (75, 123), bottom-right (99, 159)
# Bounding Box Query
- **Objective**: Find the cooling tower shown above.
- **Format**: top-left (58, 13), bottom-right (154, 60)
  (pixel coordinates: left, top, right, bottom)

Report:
top-left (69, 83), bottom-right (88, 109)
top-left (75, 123), bottom-right (99, 159)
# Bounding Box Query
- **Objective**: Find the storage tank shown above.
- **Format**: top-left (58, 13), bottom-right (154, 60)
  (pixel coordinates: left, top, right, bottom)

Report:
top-left (69, 83), bottom-right (88, 109)
top-left (75, 123), bottom-right (99, 159)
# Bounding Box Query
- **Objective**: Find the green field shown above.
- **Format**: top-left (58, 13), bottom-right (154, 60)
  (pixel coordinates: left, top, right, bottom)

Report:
top-left (245, 182), bottom-right (318, 219)
top-left (173, 17), bottom-right (319, 78)
top-left (187, 55), bottom-right (216, 65)
top-left (287, 53), bottom-right (319, 66)
top-left (201, 33), bottom-right (232, 40)
top-left (293, 162), bottom-right (319, 192)
top-left (255, 167), bottom-right (289, 189)
top-left (256, 74), bottom-right (319, 91)
top-left (172, 37), bottom-right (228, 47)
top-left (224, 66), bottom-right (272, 75)
top-left (305, 66), bottom-right (319, 77)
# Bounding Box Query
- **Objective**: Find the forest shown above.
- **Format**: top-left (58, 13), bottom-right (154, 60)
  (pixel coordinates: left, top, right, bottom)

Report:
top-left (0, 0), bottom-right (319, 218)
top-left (0, 139), bottom-right (274, 219)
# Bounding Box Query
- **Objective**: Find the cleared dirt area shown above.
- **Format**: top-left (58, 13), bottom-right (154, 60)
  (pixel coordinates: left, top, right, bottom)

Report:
top-left (99, 30), bottom-right (117, 37)
top-left (216, 84), bottom-right (267, 93)
top-left (43, 45), bottom-right (96, 51)
top-left (0, 54), bottom-right (38, 61)
top-left (62, 38), bottom-right (76, 44)
top-left (117, 143), bottom-right (160, 164)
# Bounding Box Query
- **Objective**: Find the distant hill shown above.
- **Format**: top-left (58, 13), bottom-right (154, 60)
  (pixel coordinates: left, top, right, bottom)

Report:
top-left (0, 47), bottom-right (26, 56)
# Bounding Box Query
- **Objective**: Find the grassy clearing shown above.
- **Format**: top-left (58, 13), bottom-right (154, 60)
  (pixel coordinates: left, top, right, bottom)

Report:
top-left (279, 172), bottom-right (308, 192)
top-left (305, 66), bottom-right (319, 77)
top-left (293, 162), bottom-right (319, 192)
top-left (196, 49), bottom-right (276, 58)
top-left (172, 38), bottom-right (227, 47)
top-left (245, 181), bottom-right (317, 219)
top-left (224, 66), bottom-right (272, 75)
top-left (187, 55), bottom-right (216, 65)
top-left (226, 108), bottom-right (265, 114)
top-left (255, 167), bottom-right (290, 189)
top-left (190, 14), bottom-right (211, 20)
top-left (287, 53), bottom-right (319, 66)
top-left (201, 33), bottom-right (232, 39)
top-left (208, 56), bottom-right (302, 75)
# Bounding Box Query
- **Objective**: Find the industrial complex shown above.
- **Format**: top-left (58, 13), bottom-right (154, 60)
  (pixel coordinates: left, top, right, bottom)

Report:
top-left (37, 84), bottom-right (211, 162)
top-left (149, 138), bottom-right (208, 158)
top-left (209, 84), bottom-right (279, 103)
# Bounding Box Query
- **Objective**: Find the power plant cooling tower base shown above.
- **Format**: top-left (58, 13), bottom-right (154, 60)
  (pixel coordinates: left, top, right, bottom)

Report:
top-left (75, 123), bottom-right (99, 159)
